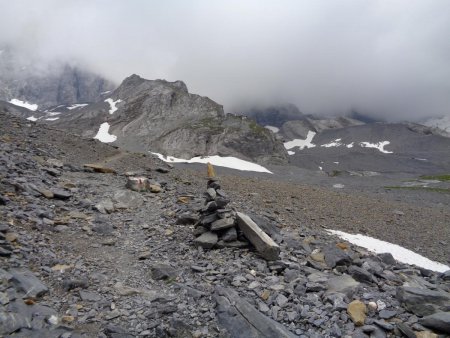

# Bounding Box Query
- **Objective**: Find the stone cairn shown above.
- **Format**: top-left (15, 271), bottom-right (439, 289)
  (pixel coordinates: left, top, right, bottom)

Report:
top-left (193, 163), bottom-right (280, 261)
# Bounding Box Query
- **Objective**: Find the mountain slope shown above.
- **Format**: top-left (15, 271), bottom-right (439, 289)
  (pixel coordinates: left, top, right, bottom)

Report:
top-left (43, 75), bottom-right (288, 164)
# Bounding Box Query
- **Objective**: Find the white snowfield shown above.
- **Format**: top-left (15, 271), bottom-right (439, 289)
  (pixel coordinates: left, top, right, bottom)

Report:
top-left (105, 98), bottom-right (122, 114)
top-left (284, 131), bottom-right (317, 150)
top-left (9, 99), bottom-right (38, 111)
top-left (94, 123), bottom-right (117, 143)
top-left (359, 141), bottom-right (393, 154)
top-left (328, 229), bottom-right (450, 273)
top-left (67, 103), bottom-right (88, 110)
top-left (26, 116), bottom-right (38, 121)
top-left (265, 125), bottom-right (279, 133)
top-left (151, 153), bottom-right (273, 174)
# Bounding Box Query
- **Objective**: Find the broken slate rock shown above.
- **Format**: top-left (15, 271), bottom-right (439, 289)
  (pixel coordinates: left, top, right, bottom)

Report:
top-left (326, 275), bottom-right (360, 298)
top-left (323, 245), bottom-right (352, 268)
top-left (221, 227), bottom-right (237, 242)
top-left (210, 217), bottom-right (235, 231)
top-left (214, 286), bottom-right (298, 338)
top-left (10, 269), bottom-right (49, 298)
top-left (176, 212), bottom-right (199, 225)
top-left (236, 212), bottom-right (280, 261)
top-left (150, 263), bottom-right (178, 281)
top-left (193, 232), bottom-right (218, 249)
top-left (419, 312), bottom-right (450, 334)
top-left (113, 189), bottom-right (144, 209)
top-left (95, 199), bottom-right (115, 214)
top-left (396, 286), bottom-right (450, 316)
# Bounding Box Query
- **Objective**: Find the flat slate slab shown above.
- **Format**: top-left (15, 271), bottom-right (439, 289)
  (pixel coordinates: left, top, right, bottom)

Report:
top-left (215, 286), bottom-right (298, 338)
top-left (10, 269), bottom-right (48, 298)
top-left (236, 212), bottom-right (280, 261)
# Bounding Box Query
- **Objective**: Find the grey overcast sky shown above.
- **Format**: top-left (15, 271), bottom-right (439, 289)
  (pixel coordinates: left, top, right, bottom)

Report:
top-left (1, 0), bottom-right (449, 120)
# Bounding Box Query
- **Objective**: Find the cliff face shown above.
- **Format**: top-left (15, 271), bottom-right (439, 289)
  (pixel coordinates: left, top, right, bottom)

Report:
top-left (0, 47), bottom-right (115, 109)
top-left (45, 74), bottom-right (288, 164)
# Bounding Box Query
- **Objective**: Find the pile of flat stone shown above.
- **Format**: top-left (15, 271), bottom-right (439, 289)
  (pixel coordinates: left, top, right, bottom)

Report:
top-left (193, 166), bottom-right (280, 261)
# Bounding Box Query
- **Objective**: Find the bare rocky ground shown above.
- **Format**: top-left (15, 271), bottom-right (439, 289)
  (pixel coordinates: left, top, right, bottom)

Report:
top-left (1, 112), bottom-right (450, 337)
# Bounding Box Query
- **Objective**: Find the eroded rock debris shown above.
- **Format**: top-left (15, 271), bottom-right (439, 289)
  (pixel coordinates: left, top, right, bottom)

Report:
top-left (1, 112), bottom-right (450, 337)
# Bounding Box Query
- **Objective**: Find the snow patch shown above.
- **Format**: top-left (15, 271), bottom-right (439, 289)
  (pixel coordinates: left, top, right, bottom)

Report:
top-left (151, 153), bottom-right (272, 174)
top-left (284, 131), bottom-right (316, 150)
top-left (346, 142), bottom-right (354, 148)
top-left (67, 103), bottom-right (88, 110)
top-left (264, 125), bottom-right (279, 133)
top-left (47, 112), bottom-right (61, 116)
top-left (287, 151), bottom-right (295, 155)
top-left (318, 166), bottom-right (323, 170)
top-left (45, 117), bottom-right (59, 121)
top-left (105, 98), bottom-right (122, 114)
top-left (9, 99), bottom-right (38, 111)
top-left (327, 229), bottom-right (450, 273)
top-left (101, 90), bottom-right (112, 95)
top-left (333, 161), bottom-right (339, 164)
top-left (321, 139), bottom-right (343, 148)
top-left (94, 123), bottom-right (117, 143)
top-left (414, 158), bottom-right (428, 161)
top-left (333, 184), bottom-right (345, 189)
top-left (26, 116), bottom-right (38, 121)
top-left (359, 141), bottom-right (393, 154)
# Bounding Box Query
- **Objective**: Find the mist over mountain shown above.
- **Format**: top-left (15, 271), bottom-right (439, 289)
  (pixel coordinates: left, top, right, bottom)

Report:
top-left (1, 1), bottom-right (449, 121)
top-left (0, 46), bottom-right (115, 109)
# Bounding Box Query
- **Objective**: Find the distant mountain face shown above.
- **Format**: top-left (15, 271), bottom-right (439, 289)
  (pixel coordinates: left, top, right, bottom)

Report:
top-left (16, 74), bottom-right (288, 164)
top-left (0, 46), bottom-right (115, 110)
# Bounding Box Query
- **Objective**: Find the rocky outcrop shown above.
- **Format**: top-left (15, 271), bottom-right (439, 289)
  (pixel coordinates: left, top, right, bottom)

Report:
top-left (0, 46), bottom-right (115, 109)
top-left (47, 74), bottom-right (288, 164)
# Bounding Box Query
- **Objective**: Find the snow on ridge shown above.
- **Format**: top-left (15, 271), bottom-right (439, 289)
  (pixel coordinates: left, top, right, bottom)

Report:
top-left (67, 103), bottom-right (88, 110)
top-left (265, 125), bottom-right (279, 133)
top-left (327, 229), bottom-right (449, 273)
top-left (359, 141), bottom-right (393, 154)
top-left (94, 122), bottom-right (117, 143)
top-left (321, 138), bottom-right (343, 148)
top-left (9, 99), bottom-right (38, 111)
top-left (151, 153), bottom-right (272, 174)
top-left (105, 98), bottom-right (122, 114)
top-left (284, 130), bottom-right (316, 150)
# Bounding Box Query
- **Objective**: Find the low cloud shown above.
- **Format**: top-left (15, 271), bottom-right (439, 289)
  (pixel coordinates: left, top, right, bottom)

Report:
top-left (1, 0), bottom-right (449, 121)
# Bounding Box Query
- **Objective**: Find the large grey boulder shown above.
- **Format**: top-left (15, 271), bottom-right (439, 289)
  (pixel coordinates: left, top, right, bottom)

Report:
top-left (396, 286), bottom-right (450, 316)
top-left (419, 312), bottom-right (450, 334)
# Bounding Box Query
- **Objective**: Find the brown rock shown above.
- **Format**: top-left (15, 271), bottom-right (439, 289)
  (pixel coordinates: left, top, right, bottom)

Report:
top-left (149, 184), bottom-right (162, 193)
top-left (39, 189), bottom-right (54, 199)
top-left (260, 290), bottom-right (270, 301)
top-left (416, 332), bottom-right (438, 338)
top-left (347, 300), bottom-right (367, 326)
